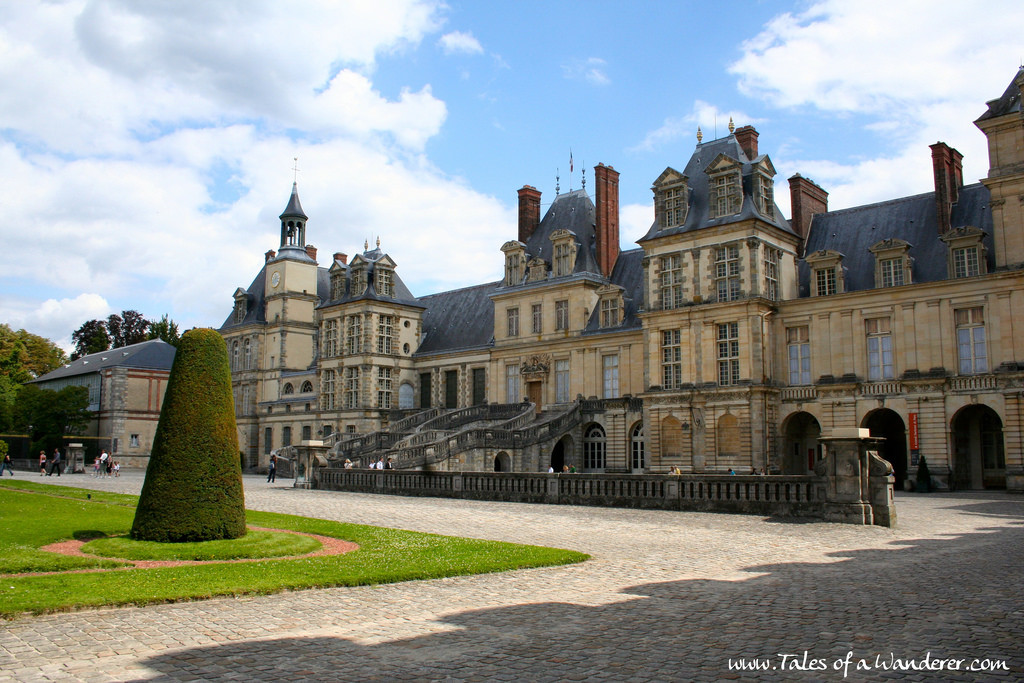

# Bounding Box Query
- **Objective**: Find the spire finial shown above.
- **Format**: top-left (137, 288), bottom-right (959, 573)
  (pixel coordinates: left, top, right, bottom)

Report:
top-left (582, 164), bottom-right (586, 192)
top-left (364, 239), bottom-right (369, 251)
top-left (376, 236), bottom-right (380, 248)
top-left (292, 157), bottom-right (300, 184)
top-left (555, 168), bottom-right (560, 195)
top-left (696, 126), bottom-right (703, 143)
top-left (728, 117), bottom-right (735, 134)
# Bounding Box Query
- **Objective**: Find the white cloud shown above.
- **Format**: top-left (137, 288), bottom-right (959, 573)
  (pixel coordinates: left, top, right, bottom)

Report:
top-left (0, 293), bottom-right (112, 352)
top-left (438, 30), bottom-right (483, 55)
top-left (728, 0), bottom-right (1024, 208)
top-left (562, 57), bottom-right (610, 86)
top-left (620, 203), bottom-right (654, 247)
top-left (631, 101), bottom-right (760, 153)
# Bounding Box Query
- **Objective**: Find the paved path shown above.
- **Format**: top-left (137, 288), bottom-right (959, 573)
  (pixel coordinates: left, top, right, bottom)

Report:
top-left (2, 472), bottom-right (1022, 682)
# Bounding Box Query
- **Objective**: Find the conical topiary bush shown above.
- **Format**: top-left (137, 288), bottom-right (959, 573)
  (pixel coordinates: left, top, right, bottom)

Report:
top-left (131, 328), bottom-right (246, 542)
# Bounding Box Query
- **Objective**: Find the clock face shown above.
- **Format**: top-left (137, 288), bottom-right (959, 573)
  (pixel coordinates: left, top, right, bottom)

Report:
top-left (271, 271), bottom-right (281, 288)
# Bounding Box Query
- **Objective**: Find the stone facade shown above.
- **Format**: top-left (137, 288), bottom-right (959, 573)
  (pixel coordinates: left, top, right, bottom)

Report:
top-left (222, 68), bottom-right (1024, 492)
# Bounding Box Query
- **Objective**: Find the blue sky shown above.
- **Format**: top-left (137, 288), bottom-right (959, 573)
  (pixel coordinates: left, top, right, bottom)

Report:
top-left (0, 0), bottom-right (1021, 350)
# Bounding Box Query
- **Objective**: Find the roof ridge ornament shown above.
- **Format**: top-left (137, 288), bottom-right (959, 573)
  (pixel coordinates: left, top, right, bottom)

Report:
top-left (697, 127), bottom-right (703, 143)
top-left (728, 117), bottom-right (735, 134)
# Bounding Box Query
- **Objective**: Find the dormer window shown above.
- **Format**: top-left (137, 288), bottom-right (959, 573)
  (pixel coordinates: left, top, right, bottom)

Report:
top-left (706, 155), bottom-right (743, 220)
top-left (550, 230), bottom-right (578, 277)
top-left (940, 226), bottom-right (987, 279)
top-left (652, 168), bottom-right (689, 229)
top-left (596, 285), bottom-right (624, 328)
top-left (232, 288), bottom-right (248, 323)
top-left (351, 268), bottom-right (367, 296)
top-left (806, 250), bottom-right (845, 296)
top-left (527, 257), bottom-right (547, 282)
top-left (329, 269), bottom-right (345, 300)
top-left (869, 239), bottom-right (913, 288)
top-left (501, 241), bottom-right (526, 286)
top-left (751, 158), bottom-right (776, 219)
top-left (376, 267), bottom-right (394, 297)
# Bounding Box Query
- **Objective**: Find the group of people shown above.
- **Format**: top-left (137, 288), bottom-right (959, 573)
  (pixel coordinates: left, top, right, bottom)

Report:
top-left (92, 450), bottom-right (118, 477)
top-left (339, 457), bottom-right (394, 469)
top-left (38, 449), bottom-right (64, 476)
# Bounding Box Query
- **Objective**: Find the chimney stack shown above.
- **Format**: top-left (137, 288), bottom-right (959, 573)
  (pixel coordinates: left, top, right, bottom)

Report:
top-left (265, 249), bottom-right (276, 262)
top-left (788, 174), bottom-right (828, 257)
top-left (735, 125), bottom-right (759, 160)
top-left (304, 244), bottom-right (318, 262)
top-left (518, 185), bottom-right (542, 243)
top-left (930, 142), bottom-right (964, 235)
top-left (333, 252), bottom-right (348, 265)
top-left (594, 163), bottom-right (621, 278)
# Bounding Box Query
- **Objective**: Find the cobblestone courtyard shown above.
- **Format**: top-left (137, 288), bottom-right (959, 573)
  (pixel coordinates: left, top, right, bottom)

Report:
top-left (2, 472), bottom-right (1022, 681)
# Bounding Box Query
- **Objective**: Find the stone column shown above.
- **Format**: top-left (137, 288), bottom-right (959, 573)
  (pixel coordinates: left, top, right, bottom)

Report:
top-left (818, 428), bottom-right (888, 526)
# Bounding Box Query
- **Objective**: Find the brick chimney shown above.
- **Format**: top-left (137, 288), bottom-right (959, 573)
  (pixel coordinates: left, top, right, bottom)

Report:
top-left (735, 125), bottom-right (759, 160)
top-left (788, 174), bottom-right (828, 257)
top-left (265, 249), bottom-right (276, 262)
top-left (333, 252), bottom-right (348, 265)
top-left (518, 185), bottom-right (542, 243)
top-left (304, 244), bottom-right (318, 262)
top-left (930, 142), bottom-right (964, 235)
top-left (594, 163), bottom-right (620, 278)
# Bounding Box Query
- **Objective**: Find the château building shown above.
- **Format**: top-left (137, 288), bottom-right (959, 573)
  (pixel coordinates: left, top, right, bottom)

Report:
top-left (221, 67), bottom-right (1024, 492)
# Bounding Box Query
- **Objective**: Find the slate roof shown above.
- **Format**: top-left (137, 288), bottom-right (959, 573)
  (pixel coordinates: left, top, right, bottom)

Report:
top-left (798, 183), bottom-right (994, 295)
top-left (414, 281), bottom-right (500, 356)
top-left (520, 189), bottom-right (602, 276)
top-left (32, 340), bottom-right (176, 383)
top-left (639, 134), bottom-right (794, 243)
top-left (976, 66), bottom-right (1023, 123)
top-left (280, 182), bottom-right (307, 219)
top-left (317, 247), bottom-right (422, 309)
top-left (582, 248), bottom-right (645, 335)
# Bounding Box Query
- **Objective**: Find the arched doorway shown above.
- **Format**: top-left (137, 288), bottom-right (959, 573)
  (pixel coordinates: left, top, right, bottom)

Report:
top-left (583, 424), bottom-right (606, 471)
top-left (951, 405), bottom-right (1005, 490)
top-left (550, 437), bottom-right (569, 472)
top-left (781, 412), bottom-right (821, 474)
top-left (494, 452), bottom-right (512, 472)
top-left (863, 409), bottom-right (907, 490)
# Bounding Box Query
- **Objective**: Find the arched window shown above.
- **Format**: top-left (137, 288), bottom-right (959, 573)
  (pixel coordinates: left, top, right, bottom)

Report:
top-left (243, 339), bottom-right (252, 369)
top-left (630, 422), bottom-right (645, 470)
top-left (300, 381), bottom-right (313, 393)
top-left (282, 383), bottom-right (294, 395)
top-left (583, 424), bottom-right (606, 470)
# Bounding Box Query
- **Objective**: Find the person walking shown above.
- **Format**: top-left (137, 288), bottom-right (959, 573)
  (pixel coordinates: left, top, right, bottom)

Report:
top-left (267, 454), bottom-right (277, 483)
top-left (48, 448), bottom-right (61, 476)
top-left (39, 451), bottom-right (47, 476)
top-left (1, 452), bottom-right (14, 476)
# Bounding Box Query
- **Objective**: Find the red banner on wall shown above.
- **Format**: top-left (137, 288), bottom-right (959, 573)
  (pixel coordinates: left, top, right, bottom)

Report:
top-left (909, 412), bottom-right (920, 451)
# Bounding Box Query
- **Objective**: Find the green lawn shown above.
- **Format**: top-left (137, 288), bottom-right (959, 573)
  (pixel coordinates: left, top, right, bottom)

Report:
top-left (0, 480), bottom-right (588, 618)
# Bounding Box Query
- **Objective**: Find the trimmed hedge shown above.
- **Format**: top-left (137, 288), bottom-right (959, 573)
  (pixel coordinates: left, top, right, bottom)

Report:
top-left (131, 328), bottom-right (246, 542)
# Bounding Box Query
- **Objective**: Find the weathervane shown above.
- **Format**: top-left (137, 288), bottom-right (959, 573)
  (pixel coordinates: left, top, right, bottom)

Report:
top-left (292, 157), bottom-right (300, 183)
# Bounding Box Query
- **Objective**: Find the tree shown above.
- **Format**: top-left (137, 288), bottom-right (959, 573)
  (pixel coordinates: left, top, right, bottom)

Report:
top-left (131, 328), bottom-right (246, 543)
top-left (147, 314), bottom-right (181, 347)
top-left (107, 310), bottom-right (150, 348)
top-left (12, 384), bottom-right (90, 453)
top-left (0, 324), bottom-right (67, 379)
top-left (71, 320), bottom-right (111, 360)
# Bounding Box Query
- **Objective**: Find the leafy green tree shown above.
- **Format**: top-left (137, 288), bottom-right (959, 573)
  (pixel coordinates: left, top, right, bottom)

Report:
top-left (12, 384), bottom-right (90, 453)
top-left (0, 324), bottom-right (67, 379)
top-left (107, 310), bottom-right (150, 348)
top-left (131, 328), bottom-right (246, 543)
top-left (71, 320), bottom-right (111, 360)
top-left (147, 314), bottom-right (181, 347)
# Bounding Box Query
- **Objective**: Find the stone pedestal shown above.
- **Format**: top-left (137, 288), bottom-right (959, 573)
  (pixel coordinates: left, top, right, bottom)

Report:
top-left (66, 443), bottom-right (85, 474)
top-left (294, 440), bottom-right (328, 489)
top-left (819, 428), bottom-right (894, 527)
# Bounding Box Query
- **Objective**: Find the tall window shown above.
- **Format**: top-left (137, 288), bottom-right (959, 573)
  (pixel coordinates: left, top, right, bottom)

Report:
top-left (376, 267), bottom-right (394, 297)
top-left (234, 299), bottom-right (246, 323)
top-left (555, 300), bottom-right (569, 331)
top-left (866, 318), bottom-right (894, 381)
top-left (351, 268), bottom-right (367, 296)
top-left (232, 341), bottom-right (239, 370)
top-left (507, 307), bottom-right (520, 337)
top-left (505, 364), bottom-right (520, 402)
top-left (321, 370), bottom-right (335, 410)
top-left (815, 267), bottom-right (837, 296)
top-left (660, 186), bottom-right (686, 227)
top-left (532, 303), bottom-right (543, 334)
top-left (715, 245), bottom-right (741, 302)
top-left (346, 315), bottom-right (362, 354)
top-left (243, 339), bottom-right (252, 369)
top-left (600, 298), bottom-right (620, 328)
top-left (630, 423), bottom-right (645, 470)
top-left (344, 367), bottom-right (360, 408)
top-left (377, 315), bottom-right (394, 355)
top-left (661, 329), bottom-right (681, 390)
top-left (880, 258), bottom-right (905, 288)
top-left (602, 355), bottom-right (619, 398)
top-left (282, 426), bottom-right (292, 447)
top-left (555, 359), bottom-right (570, 403)
top-left (264, 427), bottom-right (272, 454)
top-left (955, 307), bottom-right (987, 374)
top-left (660, 254), bottom-right (684, 309)
top-left (754, 173), bottom-right (774, 218)
top-left (583, 424), bottom-right (606, 470)
top-left (377, 367), bottom-right (392, 409)
top-left (323, 320), bottom-right (339, 357)
top-left (717, 322), bottom-right (740, 386)
top-left (554, 242), bottom-right (572, 276)
top-left (763, 249), bottom-right (779, 301)
top-left (787, 326), bottom-right (811, 385)
top-left (953, 247), bottom-right (981, 278)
